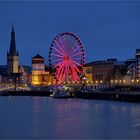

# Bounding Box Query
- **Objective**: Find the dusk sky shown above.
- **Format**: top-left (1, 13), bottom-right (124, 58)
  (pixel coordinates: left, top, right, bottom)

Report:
top-left (0, 1), bottom-right (140, 65)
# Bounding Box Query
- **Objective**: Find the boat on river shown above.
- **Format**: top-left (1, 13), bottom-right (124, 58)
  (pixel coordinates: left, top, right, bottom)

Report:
top-left (53, 90), bottom-right (70, 98)
top-left (51, 86), bottom-right (72, 98)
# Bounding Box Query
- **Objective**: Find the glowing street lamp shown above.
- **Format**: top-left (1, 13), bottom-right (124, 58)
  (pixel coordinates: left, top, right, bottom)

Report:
top-left (83, 77), bottom-right (86, 80)
top-left (123, 80), bottom-right (125, 83)
top-left (100, 80), bottom-right (103, 83)
top-left (95, 80), bottom-right (98, 84)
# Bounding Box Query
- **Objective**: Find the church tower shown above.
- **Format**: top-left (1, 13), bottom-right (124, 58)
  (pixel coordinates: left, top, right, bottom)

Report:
top-left (7, 25), bottom-right (19, 74)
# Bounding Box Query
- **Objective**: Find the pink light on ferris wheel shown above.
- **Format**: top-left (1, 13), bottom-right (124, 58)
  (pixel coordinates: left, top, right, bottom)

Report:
top-left (49, 32), bottom-right (85, 84)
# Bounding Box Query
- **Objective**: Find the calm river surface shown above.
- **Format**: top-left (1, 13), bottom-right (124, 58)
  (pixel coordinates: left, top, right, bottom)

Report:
top-left (0, 96), bottom-right (140, 139)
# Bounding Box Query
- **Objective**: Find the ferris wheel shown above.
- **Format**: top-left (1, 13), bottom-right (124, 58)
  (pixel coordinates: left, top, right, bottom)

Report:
top-left (49, 32), bottom-right (85, 84)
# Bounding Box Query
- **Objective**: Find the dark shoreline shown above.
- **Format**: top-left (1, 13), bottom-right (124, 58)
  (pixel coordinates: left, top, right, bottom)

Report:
top-left (0, 90), bottom-right (140, 103)
top-left (0, 90), bottom-right (51, 97)
top-left (75, 91), bottom-right (140, 103)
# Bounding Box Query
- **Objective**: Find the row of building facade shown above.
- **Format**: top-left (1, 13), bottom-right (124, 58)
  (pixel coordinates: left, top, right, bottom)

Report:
top-left (83, 53), bottom-right (140, 86)
top-left (0, 27), bottom-right (140, 88)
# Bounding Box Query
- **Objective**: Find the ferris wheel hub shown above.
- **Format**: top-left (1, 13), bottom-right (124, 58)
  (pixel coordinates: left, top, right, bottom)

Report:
top-left (64, 56), bottom-right (69, 60)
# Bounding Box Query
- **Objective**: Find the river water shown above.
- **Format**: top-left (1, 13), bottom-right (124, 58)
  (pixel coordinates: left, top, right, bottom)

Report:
top-left (0, 96), bottom-right (140, 139)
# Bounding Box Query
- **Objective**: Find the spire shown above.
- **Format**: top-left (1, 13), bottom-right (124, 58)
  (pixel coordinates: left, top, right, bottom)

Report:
top-left (11, 24), bottom-right (15, 39)
top-left (9, 25), bottom-right (17, 56)
top-left (12, 24), bottom-right (14, 32)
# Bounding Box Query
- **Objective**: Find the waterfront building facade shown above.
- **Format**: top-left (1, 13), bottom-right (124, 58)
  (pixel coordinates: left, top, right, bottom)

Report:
top-left (83, 59), bottom-right (135, 86)
top-left (83, 64), bottom-right (93, 84)
top-left (92, 59), bottom-right (117, 84)
top-left (83, 59), bottom-right (117, 84)
top-left (31, 54), bottom-right (53, 86)
top-left (135, 49), bottom-right (140, 79)
top-left (19, 65), bottom-right (31, 86)
top-left (31, 54), bottom-right (46, 86)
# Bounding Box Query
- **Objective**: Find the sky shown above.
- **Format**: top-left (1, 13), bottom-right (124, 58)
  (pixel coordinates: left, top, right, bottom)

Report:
top-left (0, 1), bottom-right (140, 65)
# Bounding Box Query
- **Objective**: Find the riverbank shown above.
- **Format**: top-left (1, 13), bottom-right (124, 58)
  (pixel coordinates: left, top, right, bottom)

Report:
top-left (75, 91), bottom-right (140, 103)
top-left (0, 90), bottom-right (140, 103)
top-left (0, 90), bottom-right (51, 96)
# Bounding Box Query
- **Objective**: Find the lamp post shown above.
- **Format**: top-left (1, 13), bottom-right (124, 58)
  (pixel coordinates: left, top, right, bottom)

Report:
top-left (82, 76), bottom-right (87, 91)
top-left (83, 76), bottom-right (87, 85)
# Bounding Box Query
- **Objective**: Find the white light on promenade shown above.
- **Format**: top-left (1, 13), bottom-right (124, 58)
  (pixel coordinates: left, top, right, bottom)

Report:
top-left (111, 80), bottom-right (113, 83)
top-left (132, 79), bottom-right (134, 83)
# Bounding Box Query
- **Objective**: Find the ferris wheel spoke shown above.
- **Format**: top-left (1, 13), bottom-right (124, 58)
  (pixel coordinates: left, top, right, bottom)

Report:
top-left (52, 47), bottom-right (64, 56)
top-left (63, 35), bottom-right (67, 44)
top-left (70, 65), bottom-right (79, 81)
top-left (71, 60), bottom-right (82, 67)
top-left (57, 63), bottom-right (66, 82)
top-left (69, 35), bottom-right (75, 46)
top-left (52, 58), bottom-right (63, 62)
top-left (71, 62), bottom-right (81, 74)
top-left (70, 37), bottom-right (76, 47)
top-left (72, 57), bottom-right (82, 60)
top-left (71, 40), bottom-right (77, 46)
top-left (64, 62), bottom-right (68, 81)
top-left (63, 61), bottom-right (72, 82)
top-left (71, 51), bottom-right (83, 58)
top-left (71, 44), bottom-right (81, 55)
top-left (54, 61), bottom-right (64, 68)
top-left (66, 62), bottom-right (71, 81)
top-left (56, 67), bottom-right (64, 81)
top-left (69, 66), bottom-right (77, 81)
top-left (56, 44), bottom-right (65, 54)
top-left (68, 37), bottom-right (73, 48)
top-left (55, 62), bottom-right (65, 81)
top-left (52, 53), bottom-right (63, 58)
top-left (73, 66), bottom-right (81, 77)
top-left (59, 36), bottom-right (64, 46)
top-left (70, 61), bottom-right (79, 78)
top-left (63, 36), bottom-right (68, 48)
top-left (59, 36), bottom-right (66, 51)
top-left (55, 61), bottom-right (65, 76)
top-left (54, 39), bottom-right (65, 53)
top-left (60, 36), bottom-right (68, 53)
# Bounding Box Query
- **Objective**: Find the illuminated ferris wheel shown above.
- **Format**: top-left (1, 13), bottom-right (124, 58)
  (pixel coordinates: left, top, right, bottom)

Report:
top-left (49, 32), bottom-right (85, 84)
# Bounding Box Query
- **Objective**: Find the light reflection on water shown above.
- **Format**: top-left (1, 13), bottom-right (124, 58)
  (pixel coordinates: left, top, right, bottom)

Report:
top-left (0, 97), bottom-right (140, 139)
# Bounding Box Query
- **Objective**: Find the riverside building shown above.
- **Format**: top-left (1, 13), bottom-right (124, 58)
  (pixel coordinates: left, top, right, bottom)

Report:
top-left (135, 49), bottom-right (140, 79)
top-left (31, 54), bottom-right (46, 85)
top-left (31, 54), bottom-right (53, 86)
top-left (83, 59), bottom-right (135, 86)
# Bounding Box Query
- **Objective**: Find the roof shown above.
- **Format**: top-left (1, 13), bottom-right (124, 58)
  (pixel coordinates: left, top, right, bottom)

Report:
top-left (84, 62), bottom-right (94, 66)
top-left (114, 61), bottom-right (126, 65)
top-left (32, 54), bottom-right (44, 59)
top-left (19, 65), bottom-right (25, 73)
top-left (84, 60), bottom-right (126, 67)
top-left (84, 61), bottom-right (106, 66)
